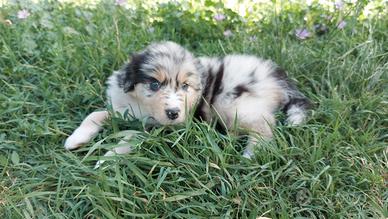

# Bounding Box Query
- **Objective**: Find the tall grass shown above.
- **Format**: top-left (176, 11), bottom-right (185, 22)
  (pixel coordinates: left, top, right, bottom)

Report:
top-left (0, 0), bottom-right (387, 218)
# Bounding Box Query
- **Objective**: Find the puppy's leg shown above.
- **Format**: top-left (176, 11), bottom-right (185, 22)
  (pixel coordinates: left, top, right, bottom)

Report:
top-left (64, 111), bottom-right (109, 150)
top-left (240, 115), bottom-right (275, 159)
top-left (94, 134), bottom-right (134, 169)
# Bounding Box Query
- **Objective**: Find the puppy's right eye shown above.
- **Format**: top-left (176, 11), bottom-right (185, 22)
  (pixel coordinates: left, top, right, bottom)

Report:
top-left (182, 83), bottom-right (189, 91)
top-left (149, 81), bottom-right (161, 91)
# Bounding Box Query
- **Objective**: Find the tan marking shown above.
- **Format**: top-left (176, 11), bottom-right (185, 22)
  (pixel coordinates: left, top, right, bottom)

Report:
top-left (149, 69), bottom-right (167, 83)
top-left (177, 71), bottom-right (201, 90)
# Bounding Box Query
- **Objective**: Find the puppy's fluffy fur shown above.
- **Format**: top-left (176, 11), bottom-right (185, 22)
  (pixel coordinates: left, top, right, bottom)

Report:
top-left (65, 41), bottom-right (310, 165)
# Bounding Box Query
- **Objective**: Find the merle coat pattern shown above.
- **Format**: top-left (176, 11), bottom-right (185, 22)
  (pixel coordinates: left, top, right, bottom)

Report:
top-left (64, 41), bottom-right (310, 167)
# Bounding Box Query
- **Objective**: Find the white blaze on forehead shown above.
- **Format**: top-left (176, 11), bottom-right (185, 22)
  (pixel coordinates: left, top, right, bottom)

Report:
top-left (166, 92), bottom-right (181, 109)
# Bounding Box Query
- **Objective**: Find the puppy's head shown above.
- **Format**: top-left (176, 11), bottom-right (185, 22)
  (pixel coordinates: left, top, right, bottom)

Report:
top-left (119, 41), bottom-right (203, 125)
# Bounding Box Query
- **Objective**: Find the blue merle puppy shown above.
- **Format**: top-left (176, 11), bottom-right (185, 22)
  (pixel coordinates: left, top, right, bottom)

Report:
top-left (64, 41), bottom-right (310, 167)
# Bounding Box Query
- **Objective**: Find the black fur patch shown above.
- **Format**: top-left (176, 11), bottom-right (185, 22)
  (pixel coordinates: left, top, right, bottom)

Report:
top-left (272, 67), bottom-right (312, 112)
top-left (272, 67), bottom-right (288, 81)
top-left (233, 85), bottom-right (249, 98)
top-left (194, 100), bottom-right (206, 120)
top-left (210, 62), bottom-right (224, 104)
top-left (203, 68), bottom-right (214, 98)
top-left (195, 61), bottom-right (225, 119)
top-left (119, 52), bottom-right (151, 93)
top-left (175, 73), bottom-right (179, 91)
top-left (161, 79), bottom-right (169, 87)
top-left (194, 67), bottom-right (214, 120)
top-left (283, 98), bottom-right (311, 112)
top-left (272, 67), bottom-right (299, 94)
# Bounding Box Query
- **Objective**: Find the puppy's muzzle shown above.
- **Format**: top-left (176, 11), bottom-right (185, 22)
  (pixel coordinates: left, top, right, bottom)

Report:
top-left (165, 108), bottom-right (180, 120)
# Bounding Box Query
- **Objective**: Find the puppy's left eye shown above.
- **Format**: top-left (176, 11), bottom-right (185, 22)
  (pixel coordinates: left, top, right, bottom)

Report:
top-left (182, 83), bottom-right (189, 91)
top-left (149, 81), bottom-right (161, 91)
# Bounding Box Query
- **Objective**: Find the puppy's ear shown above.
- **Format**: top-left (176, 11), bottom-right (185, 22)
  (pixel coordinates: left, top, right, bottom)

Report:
top-left (121, 52), bottom-right (148, 93)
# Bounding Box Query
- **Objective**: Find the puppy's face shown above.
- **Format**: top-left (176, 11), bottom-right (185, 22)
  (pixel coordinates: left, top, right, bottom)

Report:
top-left (119, 42), bottom-right (203, 125)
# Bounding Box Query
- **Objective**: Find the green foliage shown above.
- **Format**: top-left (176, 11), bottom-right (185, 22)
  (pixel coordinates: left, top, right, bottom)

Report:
top-left (0, 0), bottom-right (387, 218)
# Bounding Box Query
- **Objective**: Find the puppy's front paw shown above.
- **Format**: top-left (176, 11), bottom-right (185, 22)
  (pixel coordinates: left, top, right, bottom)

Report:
top-left (94, 145), bottom-right (133, 169)
top-left (242, 149), bottom-right (254, 159)
top-left (64, 128), bottom-right (95, 150)
top-left (93, 151), bottom-right (115, 169)
top-left (94, 159), bottom-right (105, 169)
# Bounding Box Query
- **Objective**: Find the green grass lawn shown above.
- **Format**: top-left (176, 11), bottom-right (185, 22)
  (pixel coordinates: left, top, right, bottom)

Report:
top-left (1, 0), bottom-right (387, 218)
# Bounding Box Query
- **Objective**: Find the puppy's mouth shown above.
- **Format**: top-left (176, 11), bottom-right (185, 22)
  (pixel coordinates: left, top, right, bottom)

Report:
top-left (147, 116), bottom-right (185, 125)
top-left (161, 118), bottom-right (185, 125)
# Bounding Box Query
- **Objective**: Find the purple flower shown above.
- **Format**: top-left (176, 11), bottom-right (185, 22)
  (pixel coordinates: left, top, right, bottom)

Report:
top-left (115, 0), bottom-right (127, 6)
top-left (213, 13), bottom-right (226, 21)
top-left (295, 28), bottom-right (311, 40)
top-left (337, 20), bottom-right (347, 29)
top-left (223, 29), bottom-right (233, 37)
top-left (334, 1), bottom-right (344, 10)
top-left (17, 9), bottom-right (30, 19)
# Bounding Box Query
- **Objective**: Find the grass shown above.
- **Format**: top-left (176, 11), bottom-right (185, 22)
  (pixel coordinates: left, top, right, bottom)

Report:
top-left (0, 0), bottom-right (387, 218)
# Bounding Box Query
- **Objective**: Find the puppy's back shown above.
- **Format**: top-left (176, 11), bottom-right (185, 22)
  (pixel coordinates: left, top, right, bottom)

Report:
top-left (198, 54), bottom-right (310, 125)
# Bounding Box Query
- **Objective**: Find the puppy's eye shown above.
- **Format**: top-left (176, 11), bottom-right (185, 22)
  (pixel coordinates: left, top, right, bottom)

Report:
top-left (149, 81), bottom-right (161, 91)
top-left (182, 83), bottom-right (189, 91)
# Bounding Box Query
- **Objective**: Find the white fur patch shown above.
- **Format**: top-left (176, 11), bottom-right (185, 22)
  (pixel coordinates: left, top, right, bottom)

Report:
top-left (286, 105), bottom-right (306, 125)
top-left (64, 111), bottom-right (108, 150)
top-left (166, 92), bottom-right (181, 109)
top-left (64, 127), bottom-right (98, 150)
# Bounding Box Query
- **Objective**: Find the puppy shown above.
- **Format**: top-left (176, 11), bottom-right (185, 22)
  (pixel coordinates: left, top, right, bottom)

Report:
top-left (64, 41), bottom-right (309, 166)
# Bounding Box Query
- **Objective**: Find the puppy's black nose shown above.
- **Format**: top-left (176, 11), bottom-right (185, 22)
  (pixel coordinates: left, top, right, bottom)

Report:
top-left (165, 108), bottom-right (180, 120)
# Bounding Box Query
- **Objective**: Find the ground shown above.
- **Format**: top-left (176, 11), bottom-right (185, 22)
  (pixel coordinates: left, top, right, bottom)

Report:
top-left (0, 0), bottom-right (387, 218)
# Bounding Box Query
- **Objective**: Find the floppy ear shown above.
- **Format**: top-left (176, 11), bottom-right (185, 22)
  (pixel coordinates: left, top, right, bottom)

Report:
top-left (121, 52), bottom-right (148, 93)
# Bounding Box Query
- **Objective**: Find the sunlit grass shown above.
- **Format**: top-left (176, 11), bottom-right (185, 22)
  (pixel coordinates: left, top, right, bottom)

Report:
top-left (0, 0), bottom-right (387, 218)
